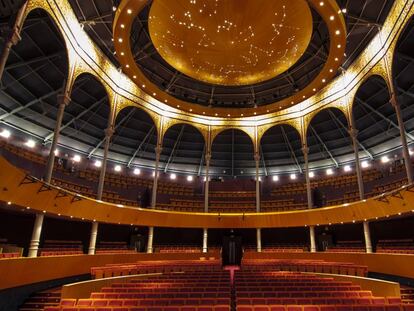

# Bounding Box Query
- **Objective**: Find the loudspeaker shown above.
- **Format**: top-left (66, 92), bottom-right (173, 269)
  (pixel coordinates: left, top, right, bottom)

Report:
top-left (312, 188), bottom-right (324, 208)
top-left (62, 158), bottom-right (69, 170)
top-left (222, 231), bottom-right (242, 266)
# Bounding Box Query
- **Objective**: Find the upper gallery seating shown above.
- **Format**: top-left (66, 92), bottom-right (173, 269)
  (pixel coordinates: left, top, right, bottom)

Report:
top-left (39, 240), bottom-right (84, 256)
top-left (1, 141), bottom-right (410, 213)
top-left (376, 239), bottom-right (414, 254)
top-left (0, 238), bottom-right (23, 258)
top-left (326, 241), bottom-right (366, 253)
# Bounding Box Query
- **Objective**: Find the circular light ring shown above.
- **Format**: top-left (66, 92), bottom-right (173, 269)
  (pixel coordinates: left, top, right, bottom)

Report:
top-left (113, 0), bottom-right (346, 118)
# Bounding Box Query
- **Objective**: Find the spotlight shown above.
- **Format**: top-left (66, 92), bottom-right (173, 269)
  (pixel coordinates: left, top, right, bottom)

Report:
top-left (290, 174), bottom-right (297, 180)
top-left (73, 155), bottom-right (81, 163)
top-left (187, 175), bottom-right (193, 182)
top-left (25, 139), bottom-right (36, 148)
top-left (344, 165), bottom-right (351, 172)
top-left (94, 160), bottom-right (102, 168)
top-left (309, 171), bottom-right (315, 178)
top-left (326, 168), bottom-right (333, 175)
top-left (170, 173), bottom-right (177, 180)
top-left (272, 175), bottom-right (279, 182)
top-left (0, 129), bottom-right (11, 138)
top-left (133, 168), bottom-right (141, 175)
top-left (361, 161), bottom-right (369, 168)
top-left (114, 165), bottom-right (122, 172)
top-left (381, 156), bottom-right (389, 164)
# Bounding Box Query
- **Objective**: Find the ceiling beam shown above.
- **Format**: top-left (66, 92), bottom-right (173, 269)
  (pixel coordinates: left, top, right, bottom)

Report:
top-left (0, 88), bottom-right (62, 121)
top-left (87, 109), bottom-right (135, 158)
top-left (356, 97), bottom-right (414, 142)
top-left (127, 126), bottom-right (155, 167)
top-left (309, 125), bottom-right (339, 167)
top-left (164, 125), bottom-right (185, 172)
top-left (43, 97), bottom-right (106, 143)
top-left (327, 110), bottom-right (374, 160)
top-left (281, 125), bottom-right (302, 173)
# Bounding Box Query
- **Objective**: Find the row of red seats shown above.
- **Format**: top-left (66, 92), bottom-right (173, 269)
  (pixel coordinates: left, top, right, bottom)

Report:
top-left (40, 251), bottom-right (84, 256)
top-left (0, 252), bottom-right (20, 258)
top-left (58, 298), bottom-right (231, 307)
top-left (91, 260), bottom-right (221, 279)
top-left (237, 305), bottom-right (414, 311)
top-left (236, 298), bottom-right (399, 305)
top-left (45, 306), bottom-right (230, 311)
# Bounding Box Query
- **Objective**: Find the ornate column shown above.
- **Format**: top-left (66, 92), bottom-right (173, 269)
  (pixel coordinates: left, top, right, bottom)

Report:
top-left (349, 117), bottom-right (372, 253)
top-left (0, 2), bottom-right (27, 80)
top-left (147, 144), bottom-right (162, 253)
top-left (202, 152), bottom-right (211, 253)
top-left (303, 145), bottom-right (316, 252)
top-left (88, 111), bottom-right (115, 255)
top-left (28, 212), bottom-right (44, 257)
top-left (254, 152), bottom-right (262, 252)
top-left (390, 93), bottom-right (413, 184)
top-left (44, 93), bottom-right (71, 183)
top-left (348, 125), bottom-right (364, 200)
top-left (29, 89), bottom-right (72, 257)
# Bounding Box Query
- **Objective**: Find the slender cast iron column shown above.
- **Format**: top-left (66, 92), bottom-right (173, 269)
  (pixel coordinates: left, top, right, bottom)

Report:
top-left (349, 119), bottom-right (372, 253)
top-left (202, 152), bottom-right (211, 253)
top-left (391, 94), bottom-right (413, 184)
top-left (88, 116), bottom-right (115, 255)
top-left (303, 145), bottom-right (316, 252)
top-left (147, 145), bottom-right (162, 253)
top-left (255, 153), bottom-right (262, 252)
top-left (0, 2), bottom-right (27, 80)
top-left (29, 92), bottom-right (71, 257)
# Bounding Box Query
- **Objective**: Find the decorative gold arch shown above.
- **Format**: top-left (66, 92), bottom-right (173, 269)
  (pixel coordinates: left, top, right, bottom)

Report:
top-left (20, 0), bottom-right (414, 166)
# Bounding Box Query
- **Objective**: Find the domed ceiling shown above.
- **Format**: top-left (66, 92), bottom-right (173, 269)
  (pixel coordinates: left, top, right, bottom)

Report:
top-left (2, 0), bottom-right (414, 178)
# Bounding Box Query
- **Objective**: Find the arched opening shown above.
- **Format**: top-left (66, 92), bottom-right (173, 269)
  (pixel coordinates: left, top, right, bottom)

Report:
top-left (160, 123), bottom-right (205, 175)
top-left (110, 106), bottom-right (157, 168)
top-left (260, 124), bottom-right (306, 210)
top-left (59, 73), bottom-right (110, 156)
top-left (306, 108), bottom-right (352, 170)
top-left (306, 107), bottom-right (355, 206)
top-left (260, 124), bottom-right (302, 174)
top-left (0, 8), bottom-right (68, 144)
top-left (211, 129), bottom-right (254, 178)
top-left (352, 76), bottom-right (397, 158)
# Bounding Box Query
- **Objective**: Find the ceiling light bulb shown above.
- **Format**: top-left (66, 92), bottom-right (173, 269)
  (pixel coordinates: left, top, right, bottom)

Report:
top-left (326, 168), bottom-right (333, 175)
top-left (25, 139), bottom-right (36, 148)
top-left (73, 155), bottom-right (81, 162)
top-left (94, 160), bottom-right (102, 168)
top-left (0, 129), bottom-right (11, 138)
top-left (133, 168), bottom-right (141, 175)
top-left (114, 165), bottom-right (122, 172)
top-left (272, 175), bottom-right (279, 182)
top-left (381, 156), bottom-right (390, 163)
top-left (187, 175), bottom-right (193, 182)
top-left (344, 165), bottom-right (351, 172)
top-left (170, 173), bottom-right (177, 180)
top-left (290, 174), bottom-right (297, 180)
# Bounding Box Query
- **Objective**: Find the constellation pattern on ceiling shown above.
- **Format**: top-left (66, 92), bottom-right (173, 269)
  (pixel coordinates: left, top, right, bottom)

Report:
top-left (148, 0), bottom-right (313, 86)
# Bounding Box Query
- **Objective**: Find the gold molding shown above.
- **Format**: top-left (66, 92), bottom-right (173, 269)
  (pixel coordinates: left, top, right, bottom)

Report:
top-left (21, 0), bottom-right (414, 160)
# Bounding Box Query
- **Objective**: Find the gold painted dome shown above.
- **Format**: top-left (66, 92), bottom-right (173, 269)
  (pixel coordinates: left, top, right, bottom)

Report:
top-left (148, 0), bottom-right (313, 86)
